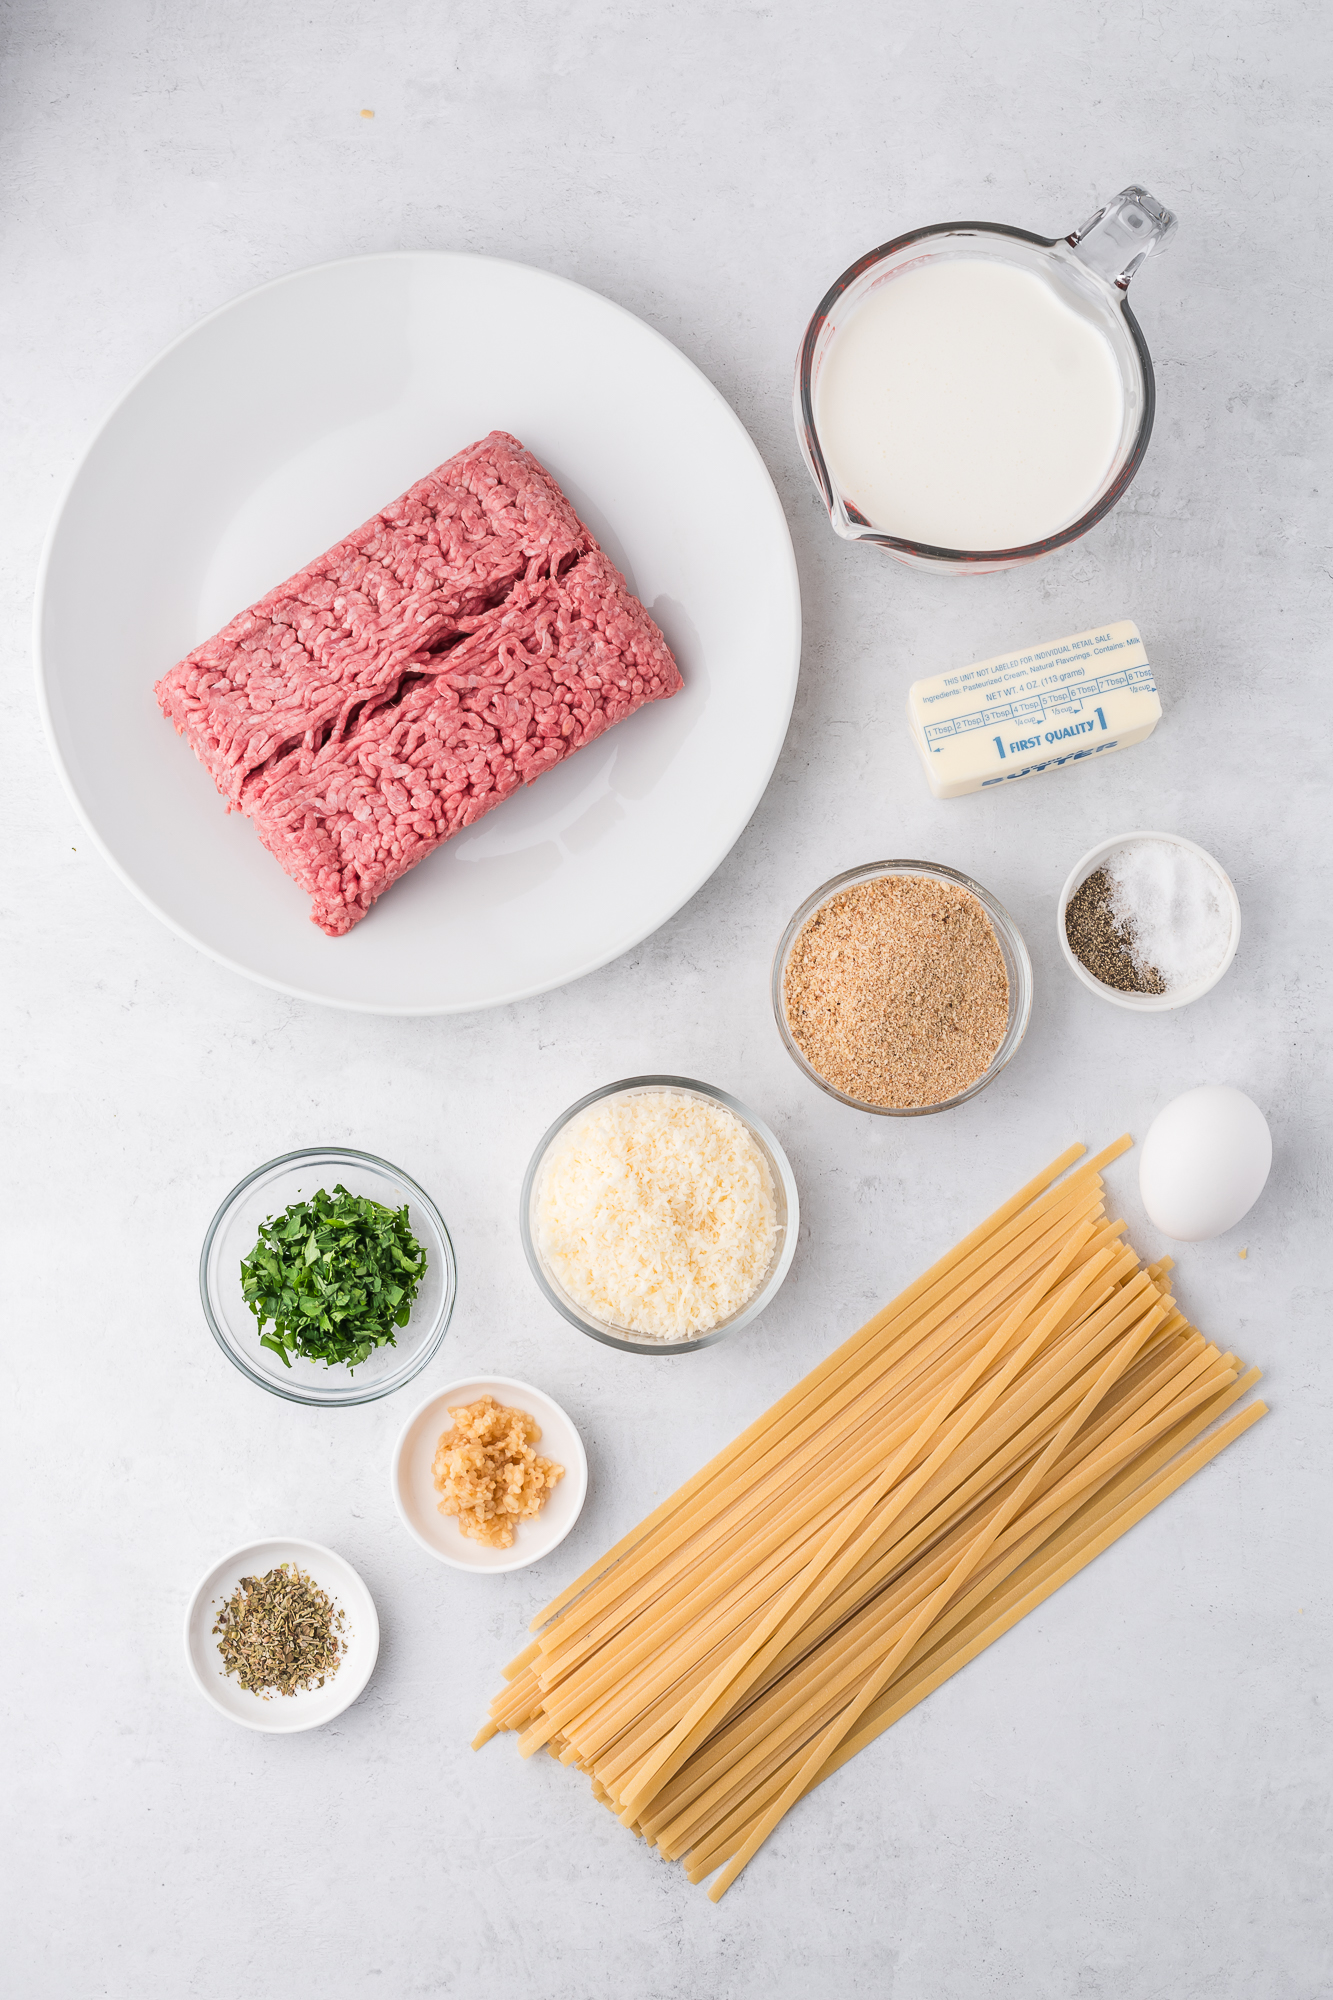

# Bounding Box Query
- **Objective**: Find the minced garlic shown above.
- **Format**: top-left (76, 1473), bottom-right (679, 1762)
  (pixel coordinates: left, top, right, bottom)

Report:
top-left (433, 1396), bottom-right (564, 1550)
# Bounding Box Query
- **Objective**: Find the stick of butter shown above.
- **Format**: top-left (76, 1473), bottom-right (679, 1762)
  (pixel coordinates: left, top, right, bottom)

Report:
top-left (906, 620), bottom-right (1161, 800)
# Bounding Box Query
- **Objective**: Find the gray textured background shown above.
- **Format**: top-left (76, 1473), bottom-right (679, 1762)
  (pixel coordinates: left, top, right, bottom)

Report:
top-left (3, 2), bottom-right (1330, 1995)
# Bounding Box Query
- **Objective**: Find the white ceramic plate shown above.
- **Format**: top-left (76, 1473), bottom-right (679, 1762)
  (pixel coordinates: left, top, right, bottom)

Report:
top-left (391, 1376), bottom-right (589, 1574)
top-left (35, 252), bottom-right (801, 1013)
top-left (183, 1537), bottom-right (379, 1733)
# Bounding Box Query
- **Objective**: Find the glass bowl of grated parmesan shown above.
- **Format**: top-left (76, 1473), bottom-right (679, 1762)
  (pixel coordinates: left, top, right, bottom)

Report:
top-left (520, 1077), bottom-right (800, 1354)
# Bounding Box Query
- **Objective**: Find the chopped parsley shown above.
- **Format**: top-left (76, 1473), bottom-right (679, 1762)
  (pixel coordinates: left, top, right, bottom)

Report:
top-left (240, 1184), bottom-right (427, 1369)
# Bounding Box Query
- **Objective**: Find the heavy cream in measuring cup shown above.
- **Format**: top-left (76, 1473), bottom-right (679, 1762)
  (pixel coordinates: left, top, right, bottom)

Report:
top-left (814, 259), bottom-right (1125, 551)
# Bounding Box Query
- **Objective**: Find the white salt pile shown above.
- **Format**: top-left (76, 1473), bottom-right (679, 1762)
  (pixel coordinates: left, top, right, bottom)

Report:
top-left (1104, 839), bottom-right (1232, 991)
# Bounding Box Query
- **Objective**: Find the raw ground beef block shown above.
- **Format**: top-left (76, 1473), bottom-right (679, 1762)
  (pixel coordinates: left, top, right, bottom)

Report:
top-left (156, 432), bottom-right (591, 803)
top-left (155, 433), bottom-right (682, 934)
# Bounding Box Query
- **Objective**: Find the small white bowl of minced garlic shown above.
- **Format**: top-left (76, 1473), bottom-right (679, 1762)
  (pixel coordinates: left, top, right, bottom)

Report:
top-left (520, 1076), bottom-right (800, 1353)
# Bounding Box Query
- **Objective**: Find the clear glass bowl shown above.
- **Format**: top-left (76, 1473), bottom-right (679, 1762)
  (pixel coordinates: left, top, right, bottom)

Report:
top-left (520, 1076), bottom-right (800, 1355)
top-left (771, 860), bottom-right (1033, 1115)
top-left (794, 187), bottom-right (1176, 573)
top-left (200, 1147), bottom-right (457, 1406)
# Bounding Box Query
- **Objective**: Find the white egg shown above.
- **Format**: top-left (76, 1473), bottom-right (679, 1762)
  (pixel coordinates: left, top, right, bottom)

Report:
top-left (1139, 1084), bottom-right (1272, 1241)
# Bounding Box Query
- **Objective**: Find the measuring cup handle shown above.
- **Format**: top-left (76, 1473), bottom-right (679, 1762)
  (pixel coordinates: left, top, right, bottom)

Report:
top-left (1067, 186), bottom-right (1177, 290)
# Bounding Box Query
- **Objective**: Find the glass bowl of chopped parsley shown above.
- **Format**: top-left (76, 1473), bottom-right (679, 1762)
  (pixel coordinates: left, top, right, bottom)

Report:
top-left (200, 1148), bottom-right (456, 1406)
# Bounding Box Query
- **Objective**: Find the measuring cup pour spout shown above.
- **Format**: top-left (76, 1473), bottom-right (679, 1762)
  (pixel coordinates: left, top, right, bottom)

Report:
top-left (1067, 185), bottom-right (1178, 290)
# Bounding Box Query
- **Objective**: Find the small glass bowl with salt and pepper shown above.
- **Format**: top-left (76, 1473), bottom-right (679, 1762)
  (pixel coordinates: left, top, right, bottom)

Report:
top-left (1058, 831), bottom-right (1240, 1012)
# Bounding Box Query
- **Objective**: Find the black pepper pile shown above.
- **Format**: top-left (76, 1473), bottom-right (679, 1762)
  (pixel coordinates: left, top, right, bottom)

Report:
top-left (1064, 868), bottom-right (1165, 994)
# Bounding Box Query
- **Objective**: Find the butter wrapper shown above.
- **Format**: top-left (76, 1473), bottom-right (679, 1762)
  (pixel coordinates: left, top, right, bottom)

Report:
top-left (907, 620), bottom-right (1161, 799)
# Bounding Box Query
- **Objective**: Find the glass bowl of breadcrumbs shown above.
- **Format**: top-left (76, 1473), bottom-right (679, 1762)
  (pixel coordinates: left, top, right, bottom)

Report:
top-left (772, 860), bottom-right (1032, 1115)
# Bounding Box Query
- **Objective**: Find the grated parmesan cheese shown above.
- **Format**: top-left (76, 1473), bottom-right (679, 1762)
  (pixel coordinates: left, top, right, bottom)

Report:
top-left (534, 1089), bottom-right (779, 1341)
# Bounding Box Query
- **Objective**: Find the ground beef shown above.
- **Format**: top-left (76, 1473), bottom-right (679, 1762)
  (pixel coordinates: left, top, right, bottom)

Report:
top-left (155, 433), bottom-right (682, 934)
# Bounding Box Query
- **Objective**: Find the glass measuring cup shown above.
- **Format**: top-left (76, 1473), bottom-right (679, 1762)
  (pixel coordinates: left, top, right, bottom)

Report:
top-left (794, 186), bottom-right (1177, 574)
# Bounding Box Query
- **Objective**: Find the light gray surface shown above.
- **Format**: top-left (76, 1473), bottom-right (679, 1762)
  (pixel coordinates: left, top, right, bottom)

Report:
top-left (2, 2), bottom-right (1330, 1995)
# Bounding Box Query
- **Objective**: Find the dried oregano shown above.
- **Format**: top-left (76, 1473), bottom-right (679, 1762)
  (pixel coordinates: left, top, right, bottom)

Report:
top-left (213, 1563), bottom-right (346, 1699)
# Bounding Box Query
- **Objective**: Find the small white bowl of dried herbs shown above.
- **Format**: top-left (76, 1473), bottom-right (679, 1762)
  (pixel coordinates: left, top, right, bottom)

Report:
top-left (183, 1538), bottom-right (379, 1733)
